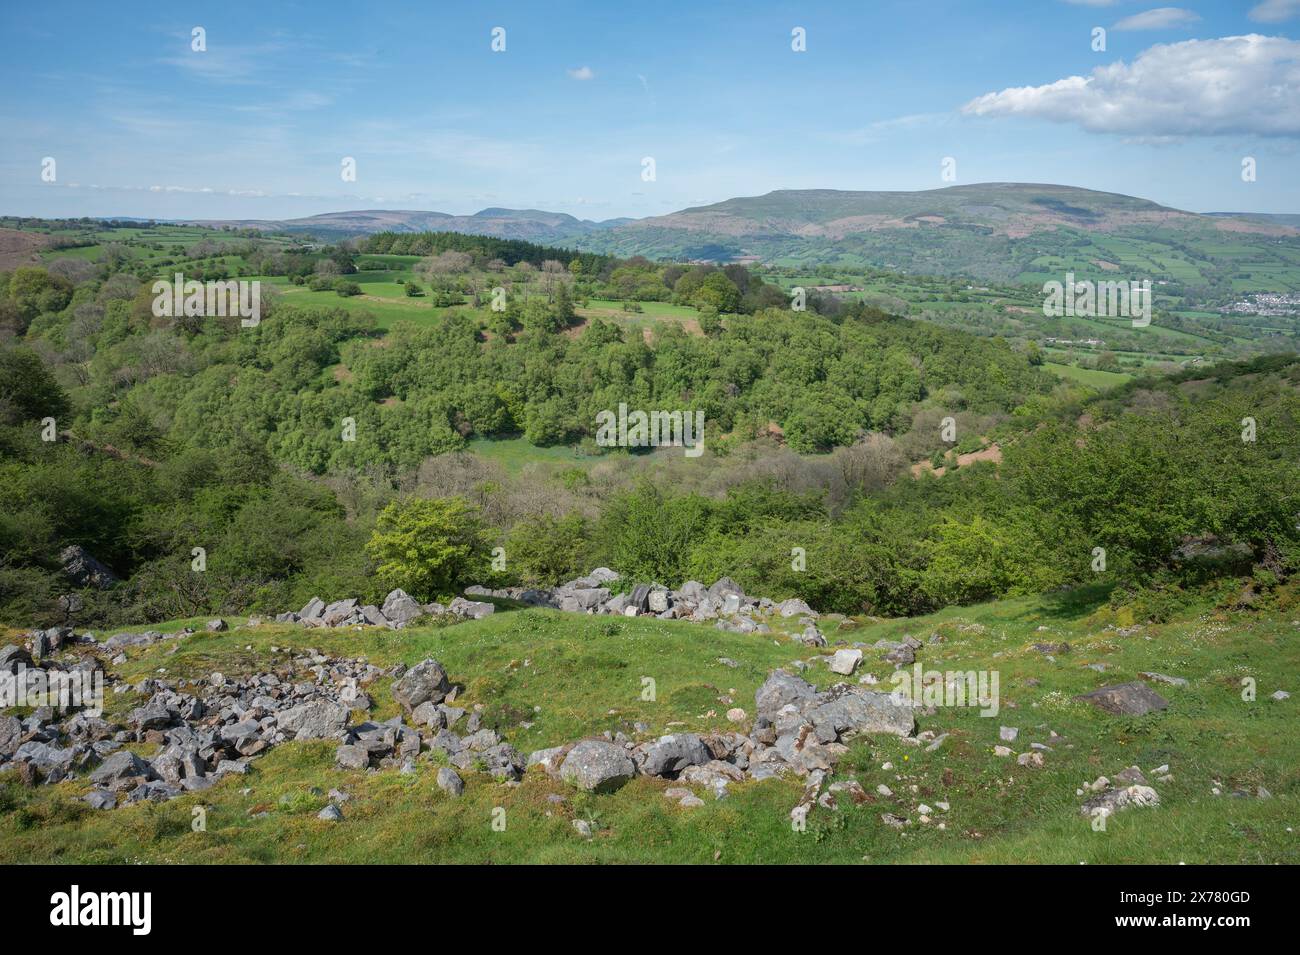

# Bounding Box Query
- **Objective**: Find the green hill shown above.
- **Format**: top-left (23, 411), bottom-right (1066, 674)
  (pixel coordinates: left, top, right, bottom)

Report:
top-left (577, 184), bottom-right (1300, 287)
top-left (3, 584), bottom-right (1295, 864)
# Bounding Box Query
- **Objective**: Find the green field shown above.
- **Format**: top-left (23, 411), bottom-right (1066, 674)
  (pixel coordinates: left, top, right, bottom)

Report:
top-left (1044, 362), bottom-right (1135, 387)
top-left (465, 436), bottom-right (598, 474)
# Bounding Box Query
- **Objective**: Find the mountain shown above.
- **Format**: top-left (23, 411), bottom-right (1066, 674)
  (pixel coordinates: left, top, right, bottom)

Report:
top-left (192, 184), bottom-right (1299, 284)
top-left (189, 208), bottom-right (625, 242)
top-left (572, 183), bottom-right (1300, 281)
top-left (620, 183), bottom-right (1196, 237)
top-left (1205, 212), bottom-right (1300, 229)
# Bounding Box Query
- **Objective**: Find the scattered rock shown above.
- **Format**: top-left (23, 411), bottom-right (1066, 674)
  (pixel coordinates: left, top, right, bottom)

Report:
top-left (436, 767), bottom-right (464, 797)
top-left (1075, 682), bottom-right (1169, 717)
top-left (828, 648), bottom-right (862, 675)
top-left (1140, 671), bottom-right (1188, 688)
top-left (1080, 785), bottom-right (1160, 817)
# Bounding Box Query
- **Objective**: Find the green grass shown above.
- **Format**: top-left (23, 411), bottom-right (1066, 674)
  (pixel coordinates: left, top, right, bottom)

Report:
top-left (1044, 362), bottom-right (1135, 387)
top-left (3, 584), bottom-right (1297, 864)
top-left (465, 436), bottom-right (596, 474)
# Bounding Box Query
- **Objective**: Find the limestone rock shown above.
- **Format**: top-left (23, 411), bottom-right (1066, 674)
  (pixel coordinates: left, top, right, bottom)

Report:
top-left (559, 739), bottom-right (635, 793)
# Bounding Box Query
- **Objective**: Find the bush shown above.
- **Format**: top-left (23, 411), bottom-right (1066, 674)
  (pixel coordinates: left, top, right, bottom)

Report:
top-left (365, 497), bottom-right (490, 601)
top-left (506, 513), bottom-right (589, 585)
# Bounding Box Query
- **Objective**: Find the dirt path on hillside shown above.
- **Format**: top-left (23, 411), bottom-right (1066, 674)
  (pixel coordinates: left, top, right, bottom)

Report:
top-left (911, 443), bottom-right (1002, 478)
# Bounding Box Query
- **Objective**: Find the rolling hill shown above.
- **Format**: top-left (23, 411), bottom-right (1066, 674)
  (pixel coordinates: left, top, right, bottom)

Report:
top-left (577, 184), bottom-right (1300, 283)
top-left (191, 207), bottom-right (625, 242)
top-left (191, 183), bottom-right (1300, 285)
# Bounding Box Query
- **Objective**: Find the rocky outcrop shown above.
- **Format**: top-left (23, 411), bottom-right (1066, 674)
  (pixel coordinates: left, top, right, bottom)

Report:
top-left (275, 590), bottom-right (492, 630)
top-left (468, 570), bottom-right (821, 634)
top-left (59, 545), bottom-right (119, 590)
top-left (271, 570), bottom-right (820, 637)
top-left (525, 668), bottom-right (915, 808)
top-left (1, 628), bottom-right (403, 806)
top-left (4, 597), bottom-right (906, 819)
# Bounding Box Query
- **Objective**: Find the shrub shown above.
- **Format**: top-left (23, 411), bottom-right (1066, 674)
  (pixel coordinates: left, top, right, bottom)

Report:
top-left (365, 497), bottom-right (490, 601)
top-left (506, 513), bottom-right (589, 585)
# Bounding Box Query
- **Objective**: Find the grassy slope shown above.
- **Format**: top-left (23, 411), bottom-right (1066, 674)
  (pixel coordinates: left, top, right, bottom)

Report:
top-left (2, 584), bottom-right (1296, 864)
top-left (1044, 362), bottom-right (1135, 387)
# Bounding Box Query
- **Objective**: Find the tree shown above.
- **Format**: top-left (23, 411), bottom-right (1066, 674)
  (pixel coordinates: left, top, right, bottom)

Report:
top-left (0, 346), bottom-right (70, 425)
top-left (554, 282), bottom-right (576, 326)
top-left (365, 497), bottom-right (491, 601)
top-left (506, 513), bottom-right (589, 585)
top-left (691, 272), bottom-right (741, 313)
top-left (7, 267), bottom-right (73, 329)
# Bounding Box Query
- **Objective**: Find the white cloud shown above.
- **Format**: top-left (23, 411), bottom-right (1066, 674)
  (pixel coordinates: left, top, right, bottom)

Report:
top-left (567, 66), bottom-right (595, 81)
top-left (1250, 0), bottom-right (1300, 22)
top-left (962, 34), bottom-right (1300, 137)
top-left (1114, 7), bottom-right (1201, 31)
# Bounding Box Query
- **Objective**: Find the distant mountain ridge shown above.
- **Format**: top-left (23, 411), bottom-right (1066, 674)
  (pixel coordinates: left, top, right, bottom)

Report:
top-left (189, 207), bottom-right (626, 242)
top-left (189, 184), bottom-right (1299, 281)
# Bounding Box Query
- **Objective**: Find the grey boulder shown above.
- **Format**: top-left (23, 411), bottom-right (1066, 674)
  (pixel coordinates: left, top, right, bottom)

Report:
top-left (277, 700), bottom-right (350, 740)
top-left (392, 659), bottom-right (451, 713)
top-left (755, 670), bottom-right (816, 718)
top-left (381, 589), bottom-right (424, 626)
top-left (89, 750), bottom-right (152, 786)
top-left (559, 739), bottom-right (636, 793)
top-left (642, 733), bottom-right (711, 777)
top-left (436, 766), bottom-right (465, 796)
top-left (1075, 682), bottom-right (1169, 716)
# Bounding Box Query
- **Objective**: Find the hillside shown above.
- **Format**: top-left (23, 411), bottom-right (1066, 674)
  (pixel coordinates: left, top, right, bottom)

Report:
top-left (192, 208), bottom-right (621, 242)
top-left (578, 185), bottom-right (1300, 284)
top-left (2, 582), bottom-right (1294, 864)
top-left (617, 183), bottom-right (1204, 238)
top-left (186, 184), bottom-right (1300, 287)
top-left (0, 227), bottom-right (48, 270)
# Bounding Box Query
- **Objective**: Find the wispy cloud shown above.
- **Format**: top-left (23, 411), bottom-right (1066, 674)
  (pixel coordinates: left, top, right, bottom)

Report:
top-left (1250, 0), bottom-right (1300, 22)
top-left (821, 112), bottom-right (952, 146)
top-left (567, 66), bottom-right (595, 81)
top-left (1114, 7), bottom-right (1201, 31)
top-left (160, 39), bottom-right (293, 84)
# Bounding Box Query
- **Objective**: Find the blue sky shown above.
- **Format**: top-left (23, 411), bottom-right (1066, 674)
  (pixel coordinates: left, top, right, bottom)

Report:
top-left (1, 0), bottom-right (1298, 220)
